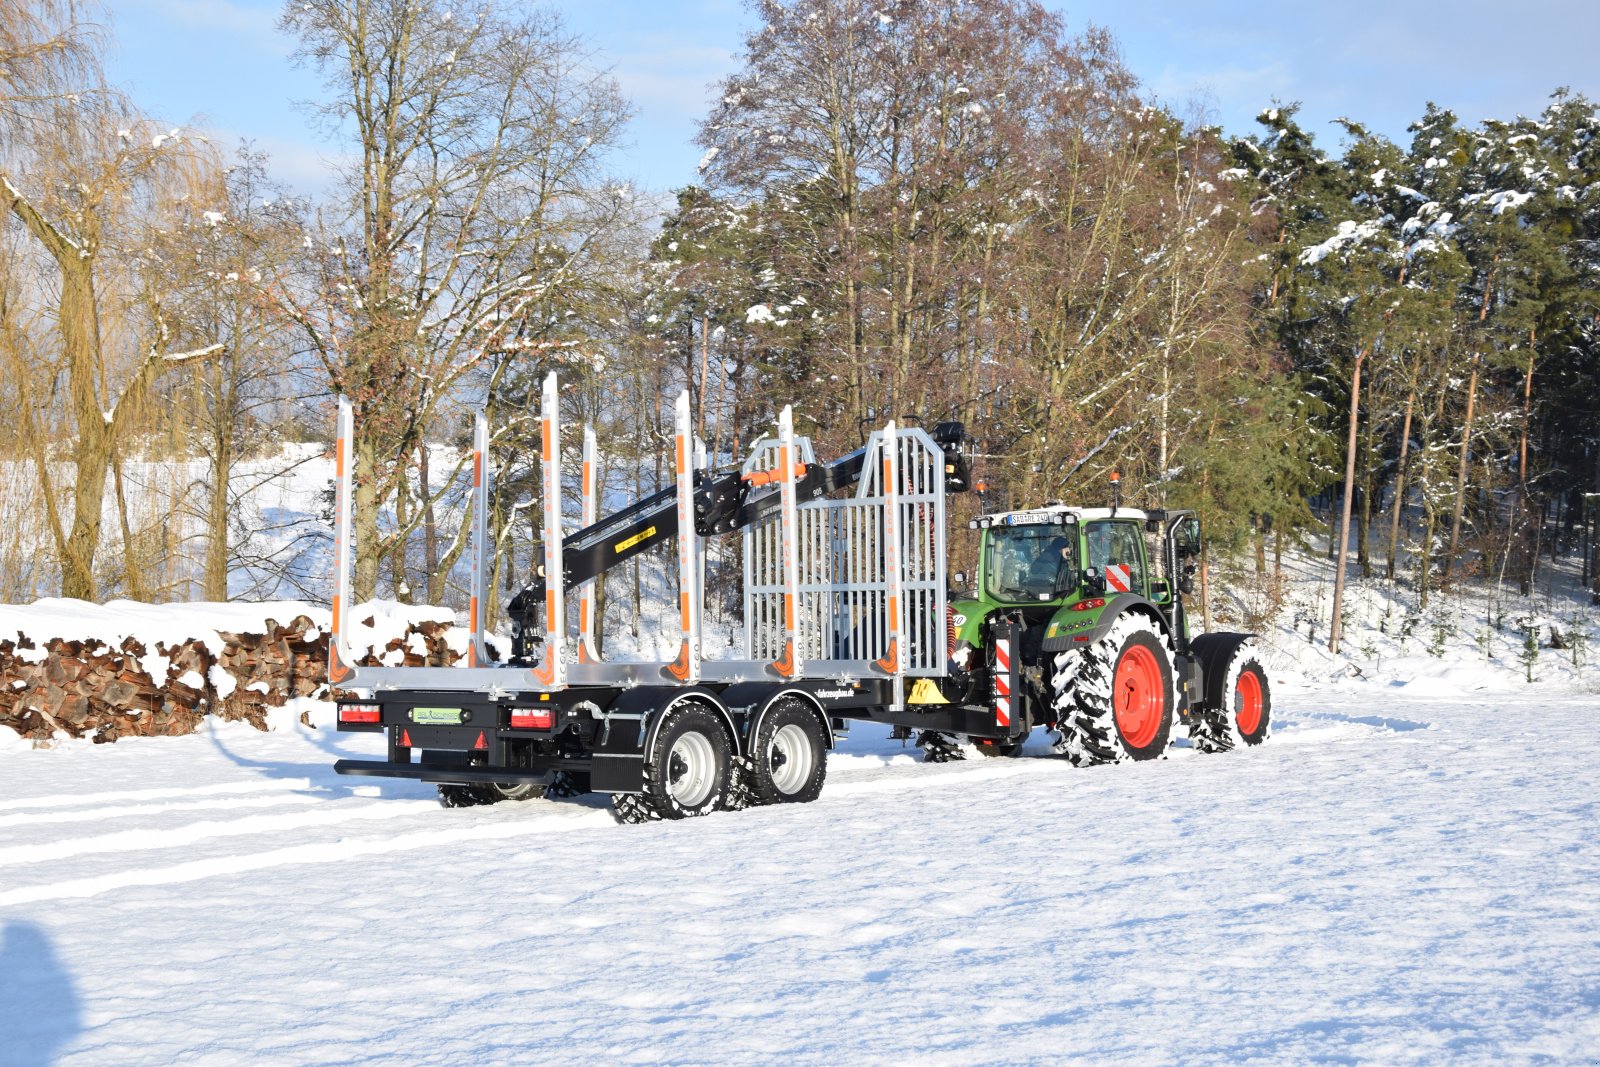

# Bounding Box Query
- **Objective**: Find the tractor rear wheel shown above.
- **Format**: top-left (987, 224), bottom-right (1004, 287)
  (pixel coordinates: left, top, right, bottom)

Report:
top-left (1189, 646), bottom-right (1272, 753)
top-left (1051, 613), bottom-right (1176, 766)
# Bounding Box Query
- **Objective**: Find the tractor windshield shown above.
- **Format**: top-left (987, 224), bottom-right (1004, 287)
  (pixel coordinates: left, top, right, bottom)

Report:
top-left (985, 524), bottom-right (1077, 602)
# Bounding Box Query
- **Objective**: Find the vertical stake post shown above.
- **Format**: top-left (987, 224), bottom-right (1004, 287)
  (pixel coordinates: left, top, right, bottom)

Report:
top-left (666, 390), bottom-right (702, 683)
top-left (532, 373), bottom-right (566, 689)
top-left (576, 424), bottom-right (600, 664)
top-left (875, 421), bottom-right (906, 705)
top-left (468, 411), bottom-right (490, 667)
top-left (329, 396), bottom-right (356, 686)
top-left (768, 405), bottom-right (804, 679)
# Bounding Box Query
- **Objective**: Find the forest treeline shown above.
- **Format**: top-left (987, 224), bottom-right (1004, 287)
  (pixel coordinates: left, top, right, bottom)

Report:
top-left (1, 0), bottom-right (1597, 628)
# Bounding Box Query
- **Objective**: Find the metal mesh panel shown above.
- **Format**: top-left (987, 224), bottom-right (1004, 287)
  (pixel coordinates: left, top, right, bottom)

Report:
top-left (743, 428), bottom-right (947, 675)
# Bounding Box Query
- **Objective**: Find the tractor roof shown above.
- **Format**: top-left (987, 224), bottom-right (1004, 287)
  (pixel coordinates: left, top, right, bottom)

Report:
top-left (974, 505), bottom-right (1151, 528)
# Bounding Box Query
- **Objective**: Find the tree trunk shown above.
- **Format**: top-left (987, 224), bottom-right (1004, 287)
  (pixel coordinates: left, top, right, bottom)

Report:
top-left (353, 420), bottom-right (382, 602)
top-left (1442, 360), bottom-right (1479, 584)
top-left (1330, 348), bottom-right (1367, 655)
top-left (203, 359), bottom-right (235, 601)
top-left (1386, 388), bottom-right (1415, 581)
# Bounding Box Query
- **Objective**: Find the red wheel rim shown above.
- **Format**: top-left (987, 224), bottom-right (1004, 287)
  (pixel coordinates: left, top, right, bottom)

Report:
top-left (1235, 669), bottom-right (1263, 736)
top-left (1113, 643), bottom-right (1164, 749)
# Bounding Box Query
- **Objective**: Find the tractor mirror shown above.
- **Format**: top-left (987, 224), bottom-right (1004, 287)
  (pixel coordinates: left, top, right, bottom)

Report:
top-left (1174, 518), bottom-right (1202, 559)
top-left (1083, 567), bottom-right (1107, 596)
top-left (953, 571), bottom-right (967, 588)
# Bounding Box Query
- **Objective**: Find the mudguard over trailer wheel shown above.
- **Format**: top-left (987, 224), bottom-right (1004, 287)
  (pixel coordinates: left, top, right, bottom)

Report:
top-left (747, 697), bottom-right (828, 805)
top-left (1188, 638), bottom-right (1272, 753)
top-left (613, 703), bottom-right (734, 823)
top-left (1051, 612), bottom-right (1176, 766)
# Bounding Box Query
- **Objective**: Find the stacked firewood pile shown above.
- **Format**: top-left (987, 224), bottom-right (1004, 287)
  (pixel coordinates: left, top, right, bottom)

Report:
top-left (0, 614), bottom-right (460, 743)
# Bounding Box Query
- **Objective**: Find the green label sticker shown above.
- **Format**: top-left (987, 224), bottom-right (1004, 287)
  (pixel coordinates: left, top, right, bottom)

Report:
top-left (411, 707), bottom-right (463, 725)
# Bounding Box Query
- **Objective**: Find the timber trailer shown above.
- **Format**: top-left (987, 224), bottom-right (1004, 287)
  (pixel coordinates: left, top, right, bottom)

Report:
top-left (330, 375), bottom-right (1272, 821)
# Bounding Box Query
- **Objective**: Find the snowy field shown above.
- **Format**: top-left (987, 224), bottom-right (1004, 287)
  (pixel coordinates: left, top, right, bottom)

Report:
top-left (3, 678), bottom-right (1598, 1065)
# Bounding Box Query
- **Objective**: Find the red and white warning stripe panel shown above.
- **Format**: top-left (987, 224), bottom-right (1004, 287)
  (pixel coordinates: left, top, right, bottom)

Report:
top-left (993, 637), bottom-right (1012, 728)
top-left (1105, 564), bottom-right (1132, 593)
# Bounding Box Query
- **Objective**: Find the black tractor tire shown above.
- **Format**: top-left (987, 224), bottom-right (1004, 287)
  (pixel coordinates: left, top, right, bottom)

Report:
top-left (544, 770), bottom-right (592, 798)
top-left (615, 702), bottom-right (733, 822)
top-left (437, 783), bottom-right (500, 808)
top-left (1051, 612), bottom-right (1177, 766)
top-left (1189, 646), bottom-right (1272, 753)
top-left (747, 698), bottom-right (829, 805)
top-left (917, 730), bottom-right (968, 763)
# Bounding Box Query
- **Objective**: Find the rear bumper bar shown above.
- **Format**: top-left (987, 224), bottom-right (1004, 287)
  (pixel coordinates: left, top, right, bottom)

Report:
top-left (334, 758), bottom-right (590, 785)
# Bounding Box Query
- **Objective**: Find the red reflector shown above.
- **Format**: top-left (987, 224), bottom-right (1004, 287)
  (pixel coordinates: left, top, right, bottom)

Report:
top-left (400, 729), bottom-right (412, 748)
top-left (1070, 598), bottom-right (1107, 612)
top-left (509, 709), bottom-right (554, 730)
top-left (1073, 635), bottom-right (1092, 642)
top-left (473, 731), bottom-right (488, 750)
top-left (339, 705), bottom-right (381, 723)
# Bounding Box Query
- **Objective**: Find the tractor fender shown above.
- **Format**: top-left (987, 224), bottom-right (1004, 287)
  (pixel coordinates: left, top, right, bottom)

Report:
top-left (1188, 631), bottom-right (1258, 711)
top-left (1039, 593), bottom-right (1170, 654)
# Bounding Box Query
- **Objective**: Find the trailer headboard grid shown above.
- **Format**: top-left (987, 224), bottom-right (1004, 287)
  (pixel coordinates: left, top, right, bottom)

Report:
top-left (743, 427), bottom-right (947, 676)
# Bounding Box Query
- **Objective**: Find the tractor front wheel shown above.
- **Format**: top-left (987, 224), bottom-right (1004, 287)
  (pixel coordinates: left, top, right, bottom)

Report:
top-left (1189, 645), bottom-right (1272, 753)
top-left (1051, 613), bottom-right (1176, 766)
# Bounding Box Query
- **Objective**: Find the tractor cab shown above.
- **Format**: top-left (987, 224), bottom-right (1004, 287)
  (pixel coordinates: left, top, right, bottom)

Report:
top-left (949, 504), bottom-right (1199, 669)
top-left (965, 507), bottom-right (1155, 605)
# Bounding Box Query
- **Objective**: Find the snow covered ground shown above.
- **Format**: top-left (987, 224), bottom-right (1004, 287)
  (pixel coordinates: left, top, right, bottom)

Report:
top-left (3, 676), bottom-right (1598, 1065)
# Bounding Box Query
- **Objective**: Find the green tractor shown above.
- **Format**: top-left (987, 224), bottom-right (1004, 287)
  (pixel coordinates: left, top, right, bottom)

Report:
top-left (942, 496), bottom-right (1271, 764)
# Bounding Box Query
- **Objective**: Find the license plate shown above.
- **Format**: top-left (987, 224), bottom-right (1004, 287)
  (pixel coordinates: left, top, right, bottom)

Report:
top-left (411, 707), bottom-right (464, 725)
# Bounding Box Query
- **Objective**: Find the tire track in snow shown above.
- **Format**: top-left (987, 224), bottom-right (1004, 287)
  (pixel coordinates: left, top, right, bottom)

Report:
top-left (0, 714), bottom-right (1400, 905)
top-left (0, 807), bottom-right (614, 908)
top-left (0, 793), bottom-right (322, 831)
top-left (0, 799), bottom-right (441, 868)
top-left (0, 778), bottom-right (315, 813)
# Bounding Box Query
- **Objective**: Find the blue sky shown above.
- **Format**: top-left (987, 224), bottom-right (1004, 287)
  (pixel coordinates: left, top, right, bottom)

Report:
top-left (103, 0), bottom-right (1600, 196)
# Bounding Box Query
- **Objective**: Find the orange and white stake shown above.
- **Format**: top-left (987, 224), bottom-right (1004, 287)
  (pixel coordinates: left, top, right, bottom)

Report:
top-left (875, 420), bottom-right (906, 679)
top-left (329, 396), bottom-right (355, 686)
top-left (467, 411), bottom-right (490, 667)
top-left (666, 390), bottom-right (702, 683)
top-left (576, 424), bottom-right (600, 665)
top-left (531, 372), bottom-right (565, 689)
top-left (769, 404), bottom-right (803, 679)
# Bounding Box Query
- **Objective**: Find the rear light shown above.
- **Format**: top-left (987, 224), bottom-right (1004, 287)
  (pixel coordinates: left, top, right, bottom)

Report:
top-left (1070, 598), bottom-right (1106, 612)
top-left (509, 709), bottom-right (553, 730)
top-left (339, 704), bottom-right (381, 724)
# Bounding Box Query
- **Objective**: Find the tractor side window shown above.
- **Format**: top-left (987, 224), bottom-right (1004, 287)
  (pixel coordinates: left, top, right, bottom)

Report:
top-left (1085, 521), bottom-right (1148, 596)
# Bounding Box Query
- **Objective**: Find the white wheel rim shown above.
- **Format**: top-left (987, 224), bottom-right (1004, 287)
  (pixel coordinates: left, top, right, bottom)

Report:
top-left (768, 723), bottom-right (814, 795)
top-left (667, 731), bottom-right (717, 808)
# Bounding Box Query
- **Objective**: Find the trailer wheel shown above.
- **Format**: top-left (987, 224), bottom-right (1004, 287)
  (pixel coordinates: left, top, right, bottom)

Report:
top-left (1051, 612), bottom-right (1176, 766)
top-left (749, 699), bottom-right (828, 804)
top-left (544, 770), bottom-right (591, 798)
top-left (626, 703), bottom-right (733, 821)
top-left (490, 781), bottom-right (545, 802)
top-left (1189, 647), bottom-right (1272, 753)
